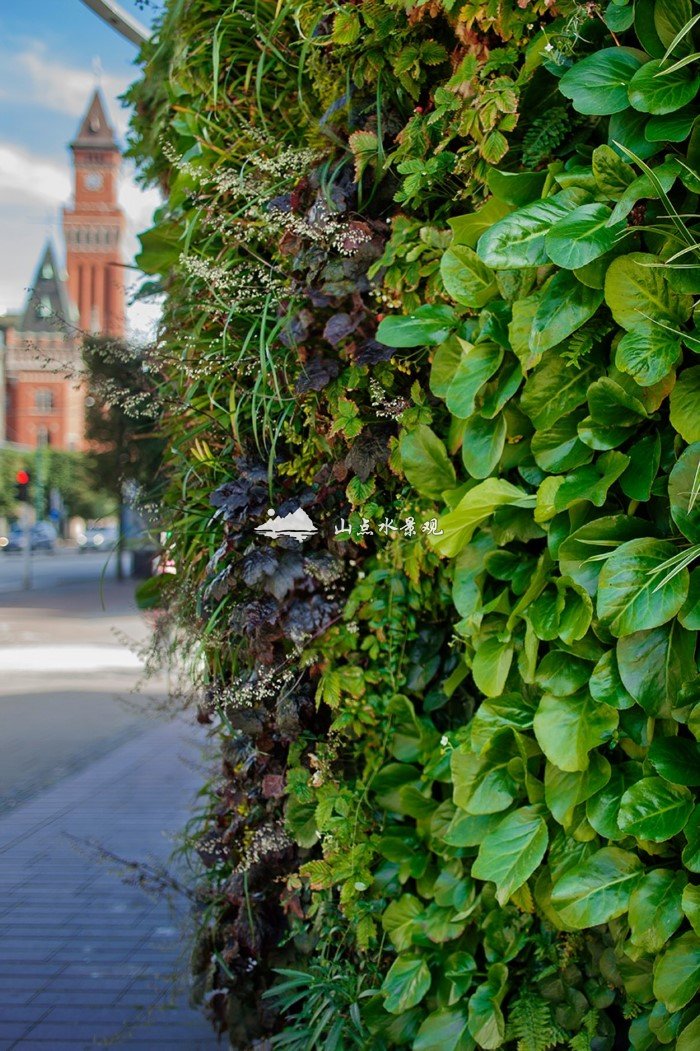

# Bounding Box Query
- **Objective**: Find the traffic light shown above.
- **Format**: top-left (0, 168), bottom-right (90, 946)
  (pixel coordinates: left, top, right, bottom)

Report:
top-left (15, 469), bottom-right (30, 503)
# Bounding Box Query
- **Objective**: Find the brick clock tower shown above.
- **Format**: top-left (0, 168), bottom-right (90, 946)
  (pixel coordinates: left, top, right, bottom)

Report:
top-left (2, 90), bottom-right (126, 449)
top-left (62, 89), bottom-right (126, 338)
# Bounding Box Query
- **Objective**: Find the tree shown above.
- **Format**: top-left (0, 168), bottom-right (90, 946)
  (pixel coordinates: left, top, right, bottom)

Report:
top-left (82, 335), bottom-right (165, 578)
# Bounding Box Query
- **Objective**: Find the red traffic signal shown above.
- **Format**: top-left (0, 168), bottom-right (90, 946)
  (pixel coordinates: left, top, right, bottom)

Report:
top-left (15, 469), bottom-right (30, 502)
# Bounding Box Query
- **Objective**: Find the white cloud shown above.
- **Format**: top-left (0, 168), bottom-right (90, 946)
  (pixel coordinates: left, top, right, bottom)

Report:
top-left (0, 142), bottom-right (70, 207)
top-left (13, 43), bottom-right (132, 135)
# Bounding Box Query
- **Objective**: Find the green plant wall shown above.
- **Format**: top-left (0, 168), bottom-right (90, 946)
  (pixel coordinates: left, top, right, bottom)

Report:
top-left (127, 0), bottom-right (700, 1048)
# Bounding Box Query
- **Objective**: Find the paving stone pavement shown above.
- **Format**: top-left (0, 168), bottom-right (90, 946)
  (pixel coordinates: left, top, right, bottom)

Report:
top-left (0, 718), bottom-right (221, 1049)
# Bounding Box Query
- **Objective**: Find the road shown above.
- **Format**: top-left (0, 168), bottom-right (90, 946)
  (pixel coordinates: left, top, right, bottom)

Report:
top-left (0, 545), bottom-right (218, 1048)
top-left (0, 549), bottom-right (157, 808)
top-left (0, 548), bottom-right (123, 595)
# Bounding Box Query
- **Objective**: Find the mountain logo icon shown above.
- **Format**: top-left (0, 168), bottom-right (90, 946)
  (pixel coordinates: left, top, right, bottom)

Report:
top-left (254, 507), bottom-right (318, 542)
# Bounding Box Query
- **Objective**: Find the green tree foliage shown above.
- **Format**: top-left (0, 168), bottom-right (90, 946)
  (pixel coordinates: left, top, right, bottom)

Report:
top-left (0, 447), bottom-right (111, 522)
top-left (82, 335), bottom-right (164, 569)
top-left (126, 0), bottom-right (700, 1048)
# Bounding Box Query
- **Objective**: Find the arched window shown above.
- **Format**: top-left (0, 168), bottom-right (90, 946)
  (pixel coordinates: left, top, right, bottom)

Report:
top-left (35, 295), bottom-right (52, 318)
top-left (35, 389), bottom-right (55, 412)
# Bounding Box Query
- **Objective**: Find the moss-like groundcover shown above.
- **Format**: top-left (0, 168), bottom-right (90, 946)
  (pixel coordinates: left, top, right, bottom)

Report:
top-left (128, 0), bottom-right (700, 1047)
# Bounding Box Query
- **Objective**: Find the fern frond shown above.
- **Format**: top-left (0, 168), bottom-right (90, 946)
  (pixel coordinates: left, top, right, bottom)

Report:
top-left (506, 989), bottom-right (560, 1051)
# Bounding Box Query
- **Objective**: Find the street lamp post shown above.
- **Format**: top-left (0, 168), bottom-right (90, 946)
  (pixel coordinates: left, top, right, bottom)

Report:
top-left (78, 0), bottom-right (150, 46)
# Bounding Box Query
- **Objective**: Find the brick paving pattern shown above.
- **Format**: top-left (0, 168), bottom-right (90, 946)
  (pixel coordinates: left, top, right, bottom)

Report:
top-left (0, 720), bottom-right (220, 1049)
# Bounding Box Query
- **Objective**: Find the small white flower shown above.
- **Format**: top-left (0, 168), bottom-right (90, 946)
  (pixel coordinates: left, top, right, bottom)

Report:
top-left (440, 734), bottom-right (449, 747)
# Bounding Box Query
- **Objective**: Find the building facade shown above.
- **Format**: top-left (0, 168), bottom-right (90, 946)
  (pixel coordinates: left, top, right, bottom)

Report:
top-left (1, 90), bottom-right (125, 451)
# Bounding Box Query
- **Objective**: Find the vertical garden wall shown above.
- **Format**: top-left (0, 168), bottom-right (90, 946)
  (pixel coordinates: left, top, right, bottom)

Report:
top-left (128, 1), bottom-right (700, 1047)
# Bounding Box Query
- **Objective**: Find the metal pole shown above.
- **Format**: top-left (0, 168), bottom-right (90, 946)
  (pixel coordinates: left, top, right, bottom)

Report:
top-left (22, 504), bottom-right (32, 591)
top-left (78, 0), bottom-right (150, 46)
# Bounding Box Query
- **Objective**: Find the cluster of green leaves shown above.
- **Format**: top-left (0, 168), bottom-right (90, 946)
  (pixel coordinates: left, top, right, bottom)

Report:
top-left (362, 1), bottom-right (700, 1047)
top-left (127, 0), bottom-right (700, 1047)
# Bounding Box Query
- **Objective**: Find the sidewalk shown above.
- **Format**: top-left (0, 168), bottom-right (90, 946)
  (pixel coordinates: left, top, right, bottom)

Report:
top-left (0, 718), bottom-right (219, 1050)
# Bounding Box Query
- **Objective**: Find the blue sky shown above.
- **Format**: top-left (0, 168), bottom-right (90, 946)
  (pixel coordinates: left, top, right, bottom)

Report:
top-left (0, 0), bottom-right (164, 335)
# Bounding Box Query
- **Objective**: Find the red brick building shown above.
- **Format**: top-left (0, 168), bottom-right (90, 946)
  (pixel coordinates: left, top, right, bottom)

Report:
top-left (1, 90), bottom-right (125, 450)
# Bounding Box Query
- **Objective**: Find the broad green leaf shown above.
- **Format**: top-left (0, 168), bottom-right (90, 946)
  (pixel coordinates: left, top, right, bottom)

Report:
top-left (545, 204), bottom-right (625, 270)
top-left (629, 869), bottom-right (686, 953)
top-left (635, 0), bottom-right (665, 57)
top-left (559, 48), bottom-right (646, 114)
top-left (529, 271), bottom-right (604, 353)
top-left (472, 637), bottom-right (513, 698)
top-left (617, 621), bottom-right (696, 715)
top-left (620, 433), bottom-right (661, 502)
top-left (376, 305), bottom-right (457, 348)
top-left (558, 578), bottom-right (593, 644)
top-left (477, 189), bottom-right (590, 270)
top-left (680, 568), bottom-right (700, 629)
top-left (653, 932), bottom-right (700, 1013)
top-left (430, 336), bottom-right (463, 398)
top-left (446, 341), bottom-right (503, 419)
top-left (605, 253), bottom-right (693, 330)
top-left (508, 291), bottom-right (544, 372)
top-left (486, 168), bottom-right (547, 206)
top-left (628, 59), bottom-right (700, 115)
top-left (615, 326), bottom-right (682, 386)
top-left (671, 366), bottom-right (700, 443)
top-left (587, 373), bottom-right (649, 422)
top-left (451, 734), bottom-right (518, 815)
top-left (618, 776), bottom-right (694, 841)
top-left (520, 353), bottom-right (595, 430)
top-left (440, 245), bottom-right (497, 308)
top-left (649, 737), bottom-right (700, 786)
top-left (590, 650), bottom-right (635, 709)
top-left (678, 1016), bottom-right (700, 1051)
top-left (480, 360), bottom-right (522, 419)
top-left (605, 1), bottom-right (635, 32)
top-left (545, 752), bottom-right (611, 826)
top-left (400, 426), bottom-right (456, 499)
top-left (449, 197), bottom-right (512, 248)
top-left (531, 412), bottom-right (594, 474)
top-left (469, 696), bottom-right (536, 754)
top-left (382, 954), bottom-right (431, 1014)
top-left (592, 144), bottom-right (635, 198)
top-left (535, 651), bottom-right (591, 695)
top-left (608, 161), bottom-right (679, 224)
top-left (654, 0), bottom-right (694, 52)
top-left (443, 810), bottom-right (502, 847)
top-left (587, 763), bottom-right (640, 840)
top-left (669, 443), bottom-right (700, 543)
top-left (683, 808), bottom-right (700, 872)
top-left (551, 846), bottom-right (643, 927)
top-left (596, 538), bottom-right (689, 637)
top-left (553, 451), bottom-right (630, 511)
top-left (646, 107), bottom-right (697, 141)
top-left (682, 883), bottom-right (700, 935)
top-left (467, 964), bottom-right (507, 1050)
top-left (382, 894), bottom-right (424, 951)
top-left (430, 479), bottom-right (535, 558)
top-left (462, 413), bottom-right (507, 479)
top-left (414, 1006), bottom-right (473, 1051)
top-left (472, 806), bottom-right (548, 905)
top-left (558, 514), bottom-right (650, 596)
top-left (608, 107), bottom-right (660, 160)
top-left (533, 691), bottom-right (618, 772)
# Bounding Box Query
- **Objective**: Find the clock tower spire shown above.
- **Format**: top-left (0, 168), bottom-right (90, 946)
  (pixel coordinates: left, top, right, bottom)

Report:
top-left (62, 89), bottom-right (125, 338)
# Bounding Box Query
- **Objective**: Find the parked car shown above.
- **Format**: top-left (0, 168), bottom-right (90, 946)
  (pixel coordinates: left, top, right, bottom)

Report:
top-left (77, 524), bottom-right (118, 553)
top-left (0, 522), bottom-right (57, 553)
